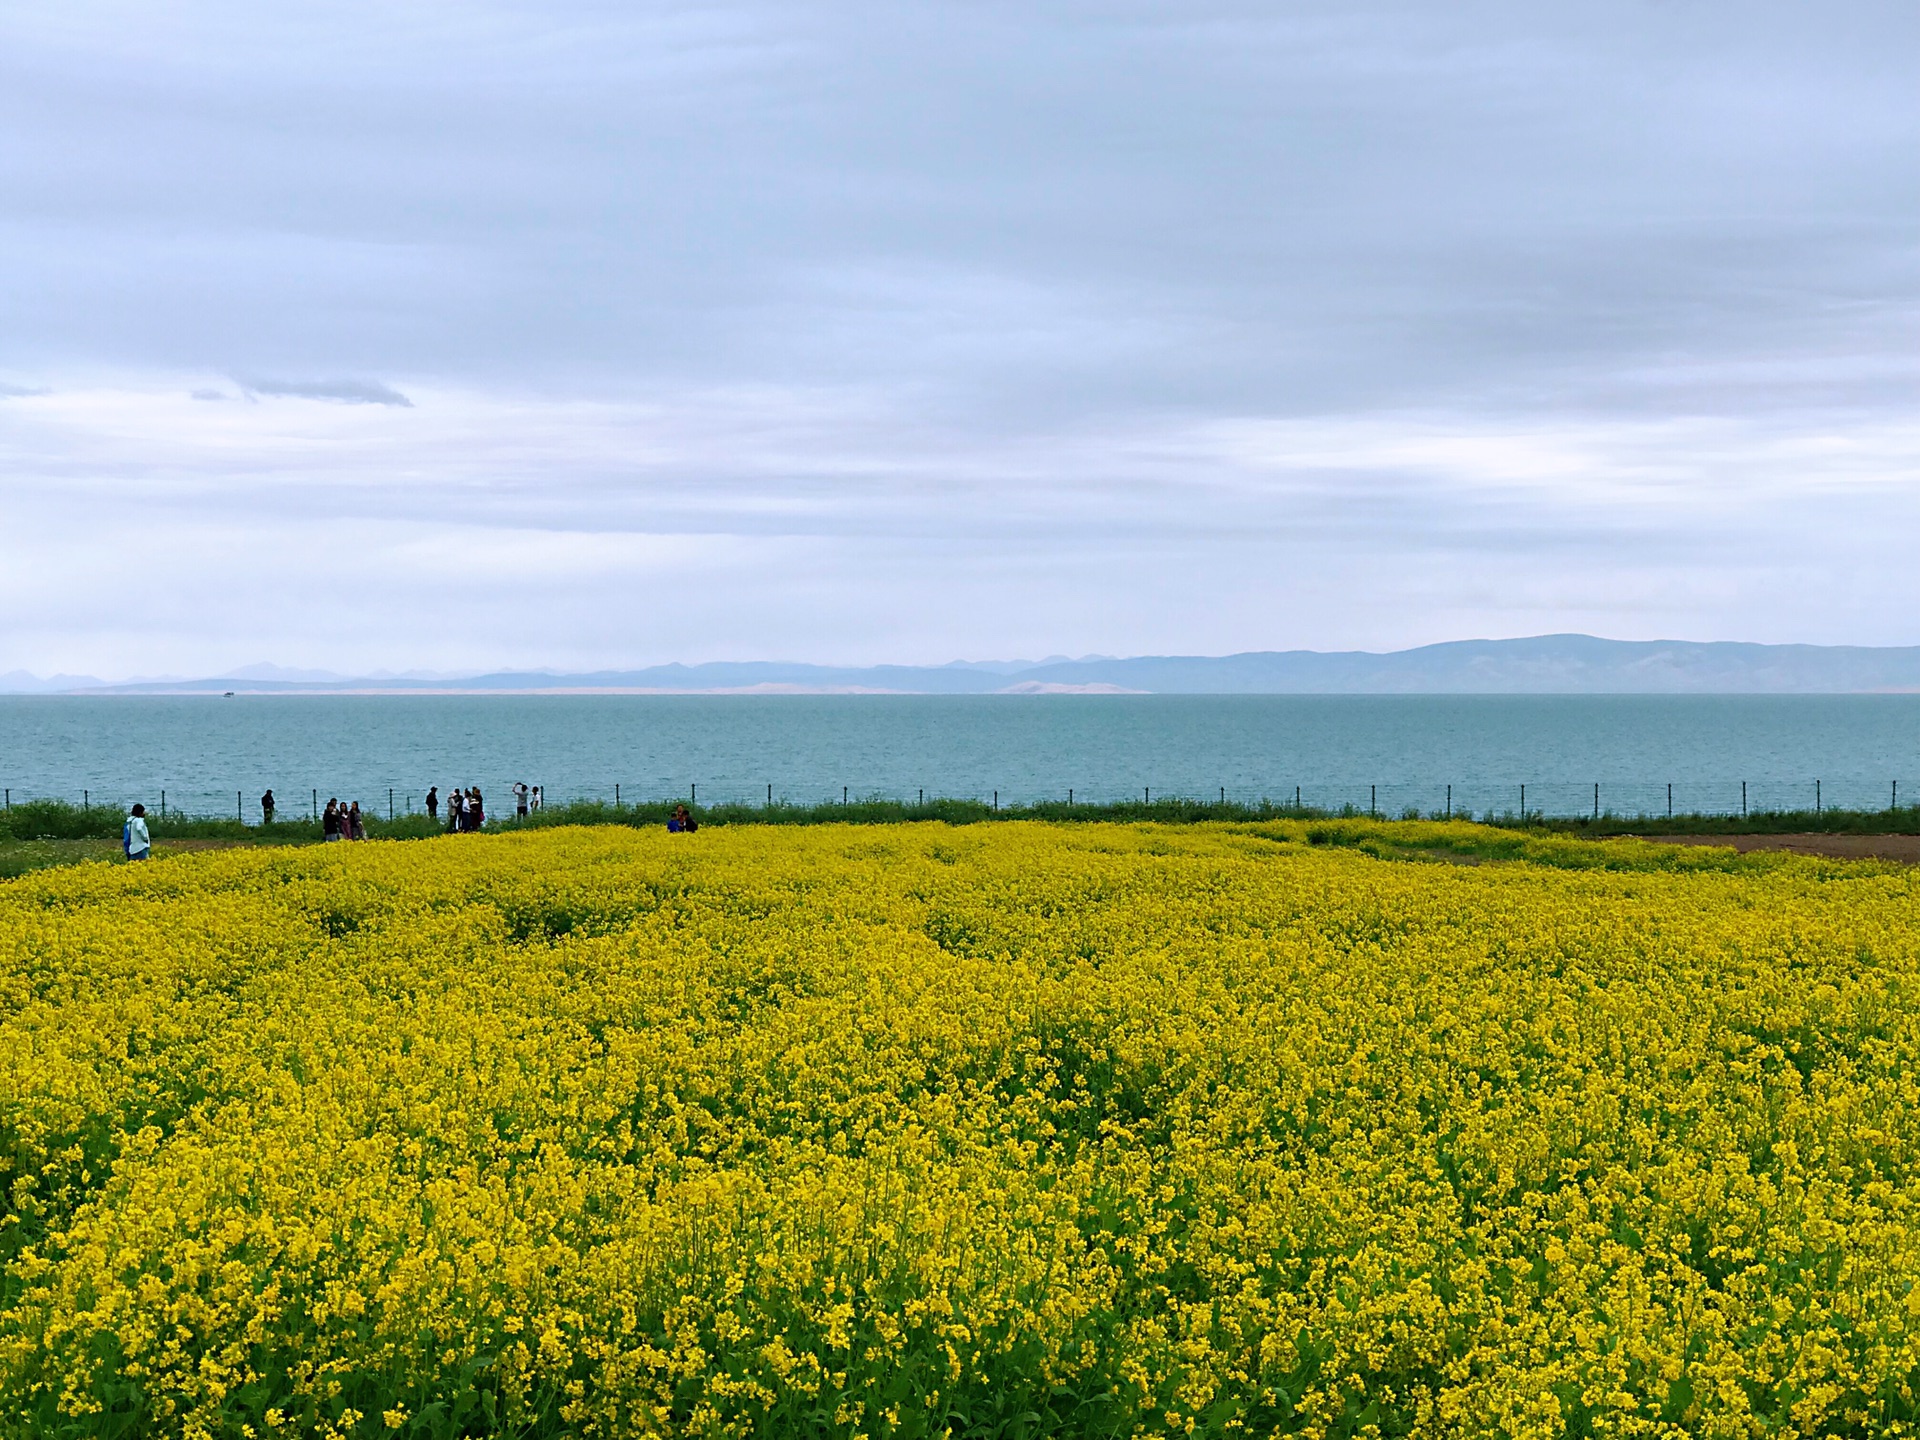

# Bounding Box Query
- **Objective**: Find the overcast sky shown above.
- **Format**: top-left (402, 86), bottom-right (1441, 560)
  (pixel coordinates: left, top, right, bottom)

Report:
top-left (3, 0), bottom-right (1918, 676)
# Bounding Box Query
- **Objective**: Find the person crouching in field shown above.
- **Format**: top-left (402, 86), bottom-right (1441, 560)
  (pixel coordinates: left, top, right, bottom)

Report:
top-left (668, 804), bottom-right (697, 833)
top-left (123, 803), bottom-right (151, 861)
top-left (323, 799), bottom-right (341, 841)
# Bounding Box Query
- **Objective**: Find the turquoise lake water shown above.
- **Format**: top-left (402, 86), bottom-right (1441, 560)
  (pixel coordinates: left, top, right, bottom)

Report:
top-left (4, 694), bottom-right (1919, 821)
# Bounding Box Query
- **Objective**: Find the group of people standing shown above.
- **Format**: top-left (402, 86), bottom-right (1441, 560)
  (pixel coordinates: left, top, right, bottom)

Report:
top-left (425, 783), bottom-right (538, 832)
top-left (123, 780), bottom-right (703, 854)
top-left (321, 797), bottom-right (366, 841)
top-left (122, 784), bottom-right (554, 852)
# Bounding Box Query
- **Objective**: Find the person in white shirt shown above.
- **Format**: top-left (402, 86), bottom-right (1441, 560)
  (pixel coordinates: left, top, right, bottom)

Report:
top-left (513, 781), bottom-right (530, 818)
top-left (123, 803), bottom-right (151, 861)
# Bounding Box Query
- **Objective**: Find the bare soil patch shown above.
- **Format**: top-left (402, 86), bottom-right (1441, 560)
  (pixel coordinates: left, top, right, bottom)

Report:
top-left (1639, 833), bottom-right (1920, 864)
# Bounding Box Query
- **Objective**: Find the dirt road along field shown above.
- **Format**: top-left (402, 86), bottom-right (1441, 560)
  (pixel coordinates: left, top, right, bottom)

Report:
top-left (1640, 833), bottom-right (1920, 863)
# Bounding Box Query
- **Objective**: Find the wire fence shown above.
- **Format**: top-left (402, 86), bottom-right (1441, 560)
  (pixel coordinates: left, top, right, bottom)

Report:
top-left (4, 778), bottom-right (1916, 823)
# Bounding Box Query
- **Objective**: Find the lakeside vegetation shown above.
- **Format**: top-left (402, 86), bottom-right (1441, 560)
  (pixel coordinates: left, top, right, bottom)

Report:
top-left (6, 791), bottom-right (1920, 880)
top-left (11, 791), bottom-right (1920, 838)
top-left (3, 791), bottom-right (1920, 879)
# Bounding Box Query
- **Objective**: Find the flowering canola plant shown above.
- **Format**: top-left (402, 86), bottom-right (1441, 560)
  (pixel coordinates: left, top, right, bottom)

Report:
top-left (3, 820), bottom-right (1920, 1439)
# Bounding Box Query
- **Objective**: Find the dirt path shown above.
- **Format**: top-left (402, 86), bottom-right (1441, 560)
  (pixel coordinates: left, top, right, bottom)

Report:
top-left (1638, 833), bottom-right (1920, 863)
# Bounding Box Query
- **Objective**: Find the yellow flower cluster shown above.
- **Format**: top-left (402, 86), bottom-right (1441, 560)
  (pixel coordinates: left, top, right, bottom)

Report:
top-left (3, 820), bottom-right (1920, 1438)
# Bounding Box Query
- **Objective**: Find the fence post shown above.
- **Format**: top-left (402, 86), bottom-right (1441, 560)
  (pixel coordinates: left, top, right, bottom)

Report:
top-left (161, 790), bottom-right (165, 819)
top-left (1067, 788), bottom-right (1072, 806)
top-left (3, 788), bottom-right (7, 809)
top-left (1369, 784), bottom-right (1376, 817)
top-left (84, 789), bottom-right (89, 812)
top-left (843, 786), bottom-right (848, 806)
top-left (1816, 779), bottom-right (1821, 814)
top-left (1145, 787), bottom-right (1150, 804)
top-left (918, 787), bottom-right (924, 806)
top-left (237, 790), bottom-right (242, 822)
top-left (615, 784), bottom-right (620, 808)
top-left (1519, 784), bottom-right (1524, 821)
top-left (1220, 786), bottom-right (1225, 806)
top-left (1893, 780), bottom-right (1898, 812)
top-left (993, 791), bottom-right (998, 811)
top-left (691, 783), bottom-right (696, 804)
top-left (1667, 782), bottom-right (1672, 819)
top-left (1445, 784), bottom-right (1450, 818)
top-left (1295, 785), bottom-right (1300, 810)
top-left (1593, 782), bottom-right (1598, 821)
top-left (1741, 781), bottom-right (1746, 818)
top-left (769, 783), bottom-right (774, 807)
top-left (389, 789), bottom-right (394, 821)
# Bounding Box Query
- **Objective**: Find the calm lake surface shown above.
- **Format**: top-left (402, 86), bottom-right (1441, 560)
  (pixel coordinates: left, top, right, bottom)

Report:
top-left (5, 694), bottom-right (1919, 821)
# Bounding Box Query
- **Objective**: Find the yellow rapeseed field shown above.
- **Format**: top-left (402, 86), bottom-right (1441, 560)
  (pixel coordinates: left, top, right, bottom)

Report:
top-left (3, 820), bottom-right (1920, 1439)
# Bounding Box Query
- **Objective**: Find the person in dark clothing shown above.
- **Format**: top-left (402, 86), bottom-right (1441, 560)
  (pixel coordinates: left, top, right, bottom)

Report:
top-left (260, 789), bottom-right (275, 824)
top-left (467, 788), bottom-right (484, 830)
top-left (323, 799), bottom-right (341, 841)
top-left (668, 804), bottom-right (697, 833)
top-left (348, 801), bottom-right (365, 841)
top-left (425, 786), bottom-right (438, 821)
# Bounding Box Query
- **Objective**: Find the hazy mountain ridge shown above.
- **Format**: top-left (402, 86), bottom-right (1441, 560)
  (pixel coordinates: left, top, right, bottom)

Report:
top-left (11, 636), bottom-right (1920, 695)
top-left (1013, 637), bottom-right (1920, 694)
top-left (0, 670), bottom-right (107, 694)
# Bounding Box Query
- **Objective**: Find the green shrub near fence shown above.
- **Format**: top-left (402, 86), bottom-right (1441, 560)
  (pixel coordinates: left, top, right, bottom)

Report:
top-left (4, 793), bottom-right (1920, 852)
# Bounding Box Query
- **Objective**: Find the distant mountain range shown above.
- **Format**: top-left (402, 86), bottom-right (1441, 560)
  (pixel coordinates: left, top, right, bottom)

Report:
top-left (11, 636), bottom-right (1920, 695)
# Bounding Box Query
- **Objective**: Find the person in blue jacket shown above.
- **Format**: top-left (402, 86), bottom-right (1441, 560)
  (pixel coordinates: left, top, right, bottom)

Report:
top-left (123, 803), bottom-right (151, 861)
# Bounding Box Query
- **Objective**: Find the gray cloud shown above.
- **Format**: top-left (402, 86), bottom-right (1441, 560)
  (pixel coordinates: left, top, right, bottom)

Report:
top-left (236, 378), bottom-right (413, 407)
top-left (0, 1), bottom-right (1916, 671)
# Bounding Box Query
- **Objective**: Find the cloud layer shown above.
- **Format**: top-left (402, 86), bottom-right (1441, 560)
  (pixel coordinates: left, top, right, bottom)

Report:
top-left (236, 378), bottom-right (413, 407)
top-left (1, 1), bottom-right (1916, 674)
